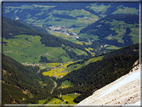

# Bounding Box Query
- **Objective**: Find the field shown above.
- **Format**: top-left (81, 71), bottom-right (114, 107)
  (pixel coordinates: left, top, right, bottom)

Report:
top-left (89, 56), bottom-right (104, 63)
top-left (106, 46), bottom-right (121, 50)
top-left (62, 93), bottom-right (78, 104)
top-left (47, 98), bottom-right (62, 104)
top-left (42, 61), bottom-right (75, 78)
top-left (60, 80), bottom-right (74, 89)
top-left (73, 49), bottom-right (88, 56)
top-left (113, 7), bottom-right (138, 14)
top-left (46, 63), bottom-right (61, 68)
top-left (42, 68), bottom-right (59, 77)
top-left (46, 93), bottom-right (78, 104)
top-left (38, 99), bottom-right (47, 104)
top-left (3, 35), bottom-right (70, 63)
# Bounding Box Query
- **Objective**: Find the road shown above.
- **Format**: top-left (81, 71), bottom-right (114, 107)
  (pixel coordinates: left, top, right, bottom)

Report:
top-left (50, 78), bottom-right (57, 94)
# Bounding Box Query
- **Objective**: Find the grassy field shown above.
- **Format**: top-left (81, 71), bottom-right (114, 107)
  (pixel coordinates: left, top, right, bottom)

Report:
top-left (89, 3), bottom-right (111, 13)
top-left (89, 55), bottom-right (104, 62)
top-left (113, 7), bottom-right (138, 14)
top-left (78, 33), bottom-right (100, 41)
top-left (46, 63), bottom-right (61, 68)
top-left (73, 49), bottom-right (88, 56)
top-left (130, 28), bottom-right (139, 44)
top-left (47, 98), bottom-right (62, 104)
top-left (85, 47), bottom-right (95, 56)
top-left (46, 93), bottom-right (78, 104)
top-left (62, 93), bottom-right (78, 104)
top-left (106, 46), bottom-right (121, 50)
top-left (42, 68), bottom-right (59, 77)
top-left (42, 54), bottom-right (104, 79)
top-left (3, 34), bottom-right (72, 63)
top-left (42, 61), bottom-right (75, 78)
top-left (38, 99), bottom-right (47, 104)
top-left (60, 80), bottom-right (74, 89)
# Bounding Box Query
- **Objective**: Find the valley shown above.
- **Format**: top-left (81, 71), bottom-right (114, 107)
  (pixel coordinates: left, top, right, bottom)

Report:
top-left (2, 2), bottom-right (140, 106)
top-left (3, 3), bottom-right (139, 57)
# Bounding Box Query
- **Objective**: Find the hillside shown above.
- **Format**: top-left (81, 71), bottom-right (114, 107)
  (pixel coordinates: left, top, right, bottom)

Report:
top-left (2, 54), bottom-right (55, 104)
top-left (45, 43), bottom-right (139, 104)
top-left (2, 17), bottom-right (91, 64)
top-left (78, 14), bottom-right (139, 55)
top-left (77, 61), bottom-right (141, 106)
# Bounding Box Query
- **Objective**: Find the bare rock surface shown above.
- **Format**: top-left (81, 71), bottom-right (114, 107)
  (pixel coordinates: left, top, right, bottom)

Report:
top-left (77, 60), bottom-right (141, 106)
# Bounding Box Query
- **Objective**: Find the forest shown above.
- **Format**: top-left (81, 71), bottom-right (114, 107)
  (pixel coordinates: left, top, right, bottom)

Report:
top-left (2, 54), bottom-right (55, 104)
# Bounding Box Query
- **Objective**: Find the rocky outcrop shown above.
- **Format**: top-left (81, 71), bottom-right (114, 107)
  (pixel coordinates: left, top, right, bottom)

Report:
top-left (77, 60), bottom-right (141, 106)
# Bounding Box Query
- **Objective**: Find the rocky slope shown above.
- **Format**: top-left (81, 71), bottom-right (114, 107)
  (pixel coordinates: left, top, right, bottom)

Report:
top-left (76, 60), bottom-right (141, 106)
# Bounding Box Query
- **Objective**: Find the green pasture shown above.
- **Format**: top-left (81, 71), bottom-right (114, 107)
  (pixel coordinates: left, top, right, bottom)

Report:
top-left (78, 33), bottom-right (100, 41)
top-left (130, 28), bottom-right (139, 44)
top-left (113, 7), bottom-right (138, 14)
top-left (106, 46), bottom-right (121, 50)
top-left (47, 98), bottom-right (62, 104)
top-left (3, 35), bottom-right (73, 63)
top-left (42, 68), bottom-right (59, 77)
top-left (46, 63), bottom-right (61, 68)
top-left (42, 61), bottom-right (75, 78)
top-left (73, 49), bottom-right (88, 56)
top-left (47, 93), bottom-right (78, 104)
top-left (60, 80), bottom-right (74, 88)
top-left (89, 3), bottom-right (110, 13)
top-left (62, 93), bottom-right (78, 104)
top-left (65, 63), bottom-right (82, 72)
top-left (38, 99), bottom-right (47, 104)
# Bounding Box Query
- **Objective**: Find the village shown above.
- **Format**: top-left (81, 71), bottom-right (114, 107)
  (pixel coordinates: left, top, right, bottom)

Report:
top-left (49, 25), bottom-right (79, 39)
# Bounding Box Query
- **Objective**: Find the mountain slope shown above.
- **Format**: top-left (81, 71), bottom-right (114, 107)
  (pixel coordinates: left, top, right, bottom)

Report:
top-left (52, 43), bottom-right (139, 104)
top-left (77, 61), bottom-right (141, 106)
top-left (2, 54), bottom-right (55, 104)
top-left (78, 14), bottom-right (139, 55)
top-left (2, 17), bottom-right (91, 63)
top-left (42, 44), bottom-right (139, 103)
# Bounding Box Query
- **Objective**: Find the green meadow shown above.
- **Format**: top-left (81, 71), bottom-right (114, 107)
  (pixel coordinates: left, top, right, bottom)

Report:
top-left (60, 80), bottom-right (74, 89)
top-left (3, 35), bottom-right (71, 63)
top-left (46, 93), bottom-right (78, 104)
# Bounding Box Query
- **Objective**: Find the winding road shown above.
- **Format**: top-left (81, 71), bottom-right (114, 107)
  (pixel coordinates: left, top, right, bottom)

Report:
top-left (50, 78), bottom-right (57, 94)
